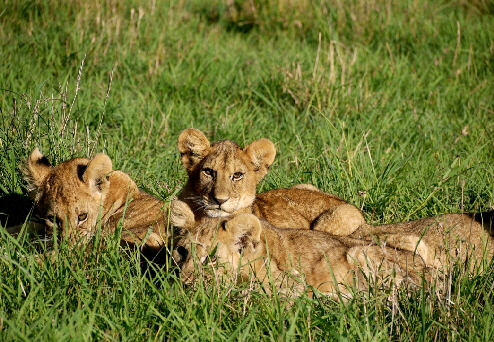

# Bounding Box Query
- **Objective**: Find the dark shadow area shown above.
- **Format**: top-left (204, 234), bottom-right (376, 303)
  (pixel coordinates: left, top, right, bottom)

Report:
top-left (122, 241), bottom-right (176, 282)
top-left (0, 192), bottom-right (35, 227)
top-left (474, 210), bottom-right (494, 236)
top-left (142, 254), bottom-right (180, 285)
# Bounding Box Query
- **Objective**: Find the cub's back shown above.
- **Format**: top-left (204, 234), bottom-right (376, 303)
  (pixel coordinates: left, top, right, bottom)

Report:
top-left (253, 188), bottom-right (351, 229)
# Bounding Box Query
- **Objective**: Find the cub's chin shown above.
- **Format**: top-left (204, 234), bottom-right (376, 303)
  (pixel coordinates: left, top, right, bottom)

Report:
top-left (205, 209), bottom-right (231, 218)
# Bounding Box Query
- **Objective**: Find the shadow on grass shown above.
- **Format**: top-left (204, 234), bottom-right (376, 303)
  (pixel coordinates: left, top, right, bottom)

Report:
top-left (0, 192), bottom-right (34, 227)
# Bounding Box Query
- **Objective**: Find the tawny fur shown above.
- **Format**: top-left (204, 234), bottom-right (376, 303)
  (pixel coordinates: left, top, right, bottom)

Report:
top-left (253, 187), bottom-right (365, 235)
top-left (171, 201), bottom-right (430, 298)
top-left (348, 213), bottom-right (494, 270)
top-left (177, 128), bottom-right (365, 233)
top-left (21, 148), bottom-right (170, 252)
top-left (176, 129), bottom-right (494, 271)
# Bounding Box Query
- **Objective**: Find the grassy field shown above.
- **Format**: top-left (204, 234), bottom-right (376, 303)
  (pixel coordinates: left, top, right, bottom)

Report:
top-left (1, 0), bottom-right (494, 340)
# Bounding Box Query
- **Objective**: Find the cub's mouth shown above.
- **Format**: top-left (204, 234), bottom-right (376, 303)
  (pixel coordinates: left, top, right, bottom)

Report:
top-left (204, 198), bottom-right (236, 217)
top-left (203, 195), bottom-right (253, 217)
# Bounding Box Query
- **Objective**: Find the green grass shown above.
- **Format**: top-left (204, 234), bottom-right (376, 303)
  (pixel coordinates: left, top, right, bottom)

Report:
top-left (1, 0), bottom-right (494, 340)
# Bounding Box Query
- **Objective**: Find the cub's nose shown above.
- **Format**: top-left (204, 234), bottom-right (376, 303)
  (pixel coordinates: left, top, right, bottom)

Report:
top-left (213, 197), bottom-right (229, 205)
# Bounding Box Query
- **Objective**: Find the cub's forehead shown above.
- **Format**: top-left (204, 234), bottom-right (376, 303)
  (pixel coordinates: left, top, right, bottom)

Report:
top-left (37, 158), bottom-right (91, 201)
top-left (203, 141), bottom-right (253, 171)
top-left (180, 219), bottom-right (227, 245)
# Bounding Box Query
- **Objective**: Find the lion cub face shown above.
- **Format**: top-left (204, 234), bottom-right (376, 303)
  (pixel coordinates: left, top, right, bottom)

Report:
top-left (24, 148), bottom-right (113, 243)
top-left (177, 129), bottom-right (276, 218)
top-left (171, 200), bottom-right (261, 284)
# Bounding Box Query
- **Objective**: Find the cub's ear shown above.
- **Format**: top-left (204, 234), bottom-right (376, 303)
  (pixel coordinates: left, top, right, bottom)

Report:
top-left (244, 138), bottom-right (276, 180)
top-left (224, 213), bottom-right (262, 254)
top-left (23, 148), bottom-right (53, 195)
top-left (170, 200), bottom-right (196, 230)
top-left (83, 153), bottom-right (112, 194)
top-left (177, 128), bottom-right (211, 172)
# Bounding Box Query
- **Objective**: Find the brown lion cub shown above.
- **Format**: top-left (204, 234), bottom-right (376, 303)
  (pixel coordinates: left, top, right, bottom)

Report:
top-left (176, 129), bottom-right (494, 271)
top-left (22, 148), bottom-right (169, 252)
top-left (177, 128), bottom-right (365, 234)
top-left (348, 213), bottom-right (494, 270)
top-left (171, 200), bottom-right (429, 298)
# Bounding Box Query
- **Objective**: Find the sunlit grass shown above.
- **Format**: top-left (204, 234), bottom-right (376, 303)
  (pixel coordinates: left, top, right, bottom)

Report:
top-left (1, 0), bottom-right (494, 340)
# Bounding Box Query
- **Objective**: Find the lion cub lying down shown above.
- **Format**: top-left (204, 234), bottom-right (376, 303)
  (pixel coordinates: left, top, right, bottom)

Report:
top-left (177, 128), bottom-right (365, 234)
top-left (22, 148), bottom-right (169, 253)
top-left (347, 212), bottom-right (494, 270)
top-left (176, 128), bottom-right (494, 271)
top-left (171, 201), bottom-right (429, 298)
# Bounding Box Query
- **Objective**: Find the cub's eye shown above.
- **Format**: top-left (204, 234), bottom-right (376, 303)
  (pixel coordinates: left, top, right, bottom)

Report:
top-left (77, 213), bottom-right (88, 223)
top-left (205, 244), bottom-right (219, 265)
top-left (173, 246), bottom-right (187, 264)
top-left (46, 215), bottom-right (61, 227)
top-left (231, 172), bottom-right (244, 181)
top-left (204, 255), bottom-right (217, 265)
top-left (202, 168), bottom-right (214, 177)
top-left (174, 246), bottom-right (188, 263)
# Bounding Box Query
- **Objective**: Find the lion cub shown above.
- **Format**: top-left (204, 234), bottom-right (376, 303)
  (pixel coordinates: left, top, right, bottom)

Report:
top-left (171, 200), bottom-right (430, 298)
top-left (177, 128), bottom-right (365, 234)
top-left (177, 129), bottom-right (494, 270)
top-left (22, 148), bottom-right (170, 253)
top-left (349, 213), bottom-right (494, 270)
